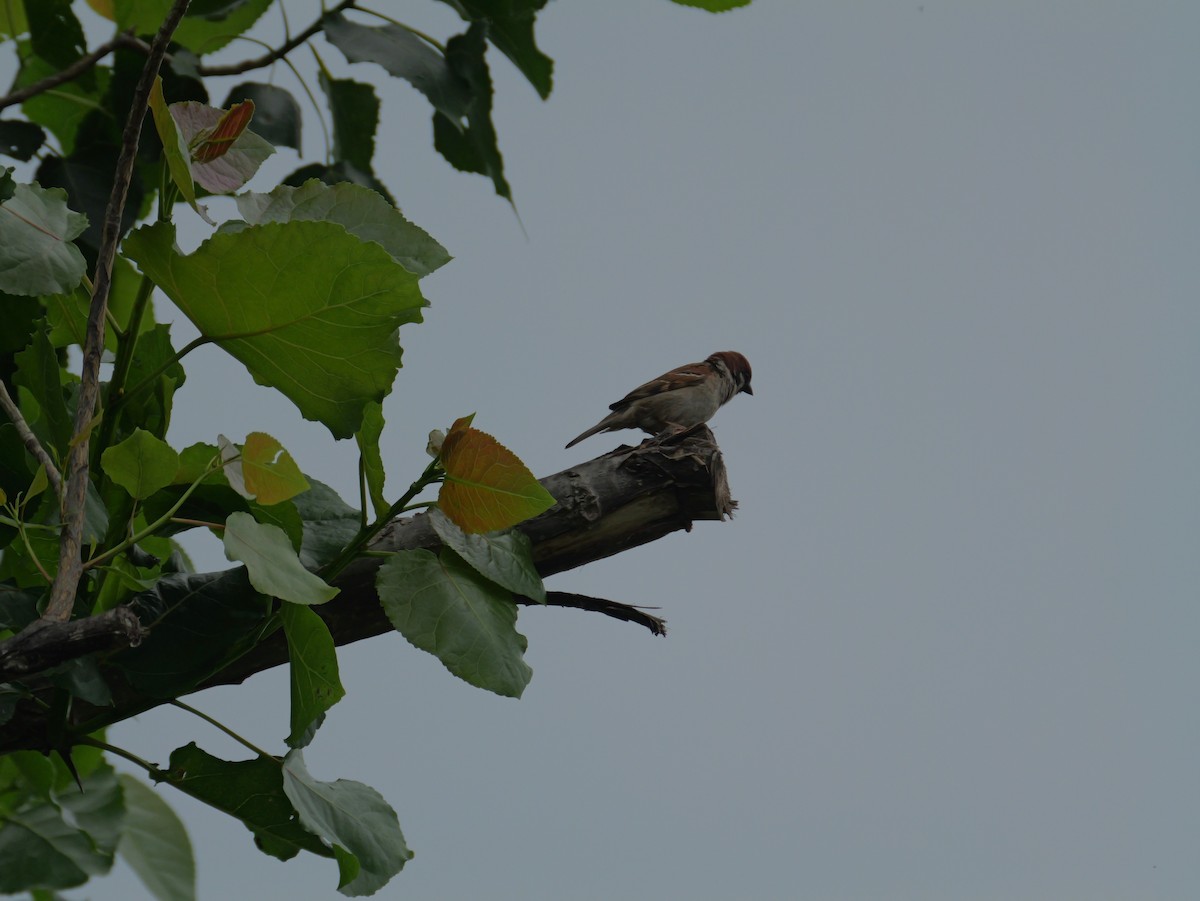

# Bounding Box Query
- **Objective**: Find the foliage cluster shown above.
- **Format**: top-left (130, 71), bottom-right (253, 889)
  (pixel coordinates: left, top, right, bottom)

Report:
top-left (0, 0), bottom-right (746, 896)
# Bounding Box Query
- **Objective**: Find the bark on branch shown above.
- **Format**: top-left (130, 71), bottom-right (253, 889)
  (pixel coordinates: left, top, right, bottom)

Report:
top-left (0, 430), bottom-right (734, 753)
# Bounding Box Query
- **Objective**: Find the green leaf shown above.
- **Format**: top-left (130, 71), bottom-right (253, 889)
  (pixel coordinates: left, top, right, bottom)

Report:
top-left (27, 0), bottom-right (86, 71)
top-left (281, 603), bottom-right (345, 749)
top-left (669, 0), bottom-right (752, 9)
top-left (101, 428), bottom-right (180, 500)
top-left (115, 568), bottom-right (271, 696)
top-left (16, 54), bottom-right (109, 156)
top-left (116, 0), bottom-right (272, 55)
top-left (13, 325), bottom-right (71, 455)
top-left (117, 775), bottom-right (196, 901)
top-left (438, 415), bottom-right (556, 533)
top-left (377, 547), bottom-right (531, 697)
top-left (429, 508), bottom-right (545, 602)
top-left (294, 479), bottom-right (362, 570)
top-left (241, 432), bottom-right (309, 506)
top-left (46, 655), bottom-right (112, 706)
top-left (223, 82), bottom-right (301, 150)
top-left (234, 180), bottom-right (451, 278)
top-left (0, 182), bottom-right (87, 295)
top-left (0, 1), bottom-right (27, 37)
top-left (356, 401), bottom-right (386, 521)
top-left (0, 119), bottom-right (47, 161)
top-left (280, 750), bottom-right (410, 896)
top-left (223, 512), bottom-right (338, 605)
top-left (116, 322), bottom-right (185, 442)
top-left (124, 220), bottom-right (427, 439)
top-left (323, 13), bottom-right (470, 123)
top-left (156, 743), bottom-right (332, 862)
top-left (433, 24), bottom-right (511, 201)
top-left (440, 0), bottom-right (554, 99)
top-left (319, 73), bottom-right (379, 175)
top-left (147, 76), bottom-right (205, 223)
top-left (0, 769), bottom-right (122, 893)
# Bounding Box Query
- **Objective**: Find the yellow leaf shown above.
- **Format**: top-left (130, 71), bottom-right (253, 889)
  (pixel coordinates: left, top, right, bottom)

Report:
top-left (242, 432), bottom-right (309, 506)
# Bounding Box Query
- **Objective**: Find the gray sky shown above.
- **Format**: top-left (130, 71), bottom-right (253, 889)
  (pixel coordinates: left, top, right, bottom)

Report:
top-left (9, 1), bottom-right (1200, 898)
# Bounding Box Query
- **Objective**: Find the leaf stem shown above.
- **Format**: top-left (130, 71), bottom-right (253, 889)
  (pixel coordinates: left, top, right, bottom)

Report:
top-left (78, 736), bottom-right (163, 776)
top-left (83, 461), bottom-right (218, 570)
top-left (170, 699), bottom-right (275, 761)
top-left (108, 334), bottom-right (212, 417)
top-left (94, 272), bottom-right (158, 461)
top-left (321, 456), bottom-right (443, 580)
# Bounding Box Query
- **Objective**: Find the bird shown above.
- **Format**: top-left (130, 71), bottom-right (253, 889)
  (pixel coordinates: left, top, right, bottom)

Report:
top-left (565, 351), bottom-right (753, 449)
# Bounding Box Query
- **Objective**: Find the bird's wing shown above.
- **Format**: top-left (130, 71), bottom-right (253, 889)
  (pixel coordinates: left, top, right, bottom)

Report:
top-left (609, 360), bottom-right (708, 411)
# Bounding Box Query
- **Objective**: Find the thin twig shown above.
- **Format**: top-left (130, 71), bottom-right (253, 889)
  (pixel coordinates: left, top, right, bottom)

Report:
top-left (194, 0), bottom-right (356, 77)
top-left (42, 0), bottom-right (192, 624)
top-left (0, 33), bottom-right (140, 112)
top-left (0, 379), bottom-right (63, 500)
top-left (521, 592), bottom-right (668, 636)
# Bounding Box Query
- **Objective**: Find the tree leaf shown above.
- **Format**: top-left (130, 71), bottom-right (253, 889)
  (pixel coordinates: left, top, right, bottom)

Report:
top-left (241, 432), bottom-right (309, 506)
top-left (115, 568), bottom-right (271, 697)
top-left (124, 220), bottom-right (427, 439)
top-left (293, 479), bottom-right (361, 570)
top-left (319, 73), bottom-right (379, 175)
top-left (116, 0), bottom-right (273, 55)
top-left (439, 415), bottom-right (556, 533)
top-left (156, 743), bottom-right (332, 862)
top-left (0, 771), bottom-right (121, 893)
top-left (223, 82), bottom-right (301, 150)
top-left (355, 401), bottom-right (386, 520)
top-left (187, 98), bottom-right (254, 163)
top-left (169, 100), bottom-right (273, 194)
top-left (669, 0), bottom-right (752, 9)
top-left (15, 54), bottom-right (109, 156)
top-left (27, 0), bottom-right (87, 71)
top-left (377, 547), bottom-right (531, 697)
top-left (280, 749), bottom-right (410, 896)
top-left (282, 160), bottom-right (395, 206)
top-left (439, 0), bottom-right (554, 99)
top-left (429, 507), bottom-right (546, 602)
top-left (147, 76), bottom-right (207, 223)
top-left (0, 119), bottom-right (47, 161)
top-left (223, 512), bottom-right (338, 605)
top-left (281, 603), bottom-right (345, 749)
top-left (117, 774), bottom-right (196, 901)
top-left (323, 13), bottom-right (470, 123)
top-left (234, 180), bottom-right (451, 278)
top-left (12, 325), bottom-right (71, 455)
top-left (101, 428), bottom-right (180, 500)
top-left (0, 182), bottom-right (87, 295)
top-left (432, 24), bottom-right (511, 201)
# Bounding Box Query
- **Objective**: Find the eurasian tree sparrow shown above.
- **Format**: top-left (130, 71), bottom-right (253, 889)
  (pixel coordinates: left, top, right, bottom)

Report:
top-left (565, 351), bottom-right (753, 449)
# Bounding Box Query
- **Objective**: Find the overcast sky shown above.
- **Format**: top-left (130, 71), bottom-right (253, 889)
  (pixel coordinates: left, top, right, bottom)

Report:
top-left (7, 1), bottom-right (1200, 898)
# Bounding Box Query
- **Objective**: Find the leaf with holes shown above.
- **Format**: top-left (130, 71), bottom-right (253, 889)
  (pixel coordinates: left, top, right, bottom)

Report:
top-left (242, 432), bottom-right (309, 506)
top-left (438, 416), bottom-right (555, 533)
top-left (124, 221), bottom-right (426, 439)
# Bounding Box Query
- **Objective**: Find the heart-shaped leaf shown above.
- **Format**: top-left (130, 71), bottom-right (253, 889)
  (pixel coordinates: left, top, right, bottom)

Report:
top-left (0, 182), bottom-right (87, 295)
top-left (101, 428), bottom-right (180, 500)
top-left (439, 416), bottom-right (555, 533)
top-left (241, 432), bottom-right (309, 506)
top-left (377, 547), bottom-right (531, 697)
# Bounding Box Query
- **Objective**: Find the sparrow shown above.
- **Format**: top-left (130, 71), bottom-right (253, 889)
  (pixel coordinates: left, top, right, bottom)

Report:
top-left (565, 351), bottom-right (753, 448)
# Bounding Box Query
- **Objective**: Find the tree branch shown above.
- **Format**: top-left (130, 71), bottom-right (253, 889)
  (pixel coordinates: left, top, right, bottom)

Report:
top-left (0, 431), bottom-right (733, 752)
top-left (0, 33), bottom-right (140, 112)
top-left (194, 0), bottom-right (356, 77)
top-left (42, 0), bottom-right (192, 624)
top-left (0, 379), bottom-right (62, 500)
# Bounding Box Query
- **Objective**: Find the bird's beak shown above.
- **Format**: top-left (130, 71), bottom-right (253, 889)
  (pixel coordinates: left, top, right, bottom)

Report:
top-left (742, 384), bottom-right (753, 396)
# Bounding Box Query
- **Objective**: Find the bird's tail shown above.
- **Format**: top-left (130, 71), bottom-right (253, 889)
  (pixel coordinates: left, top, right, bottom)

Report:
top-left (565, 415), bottom-right (616, 449)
